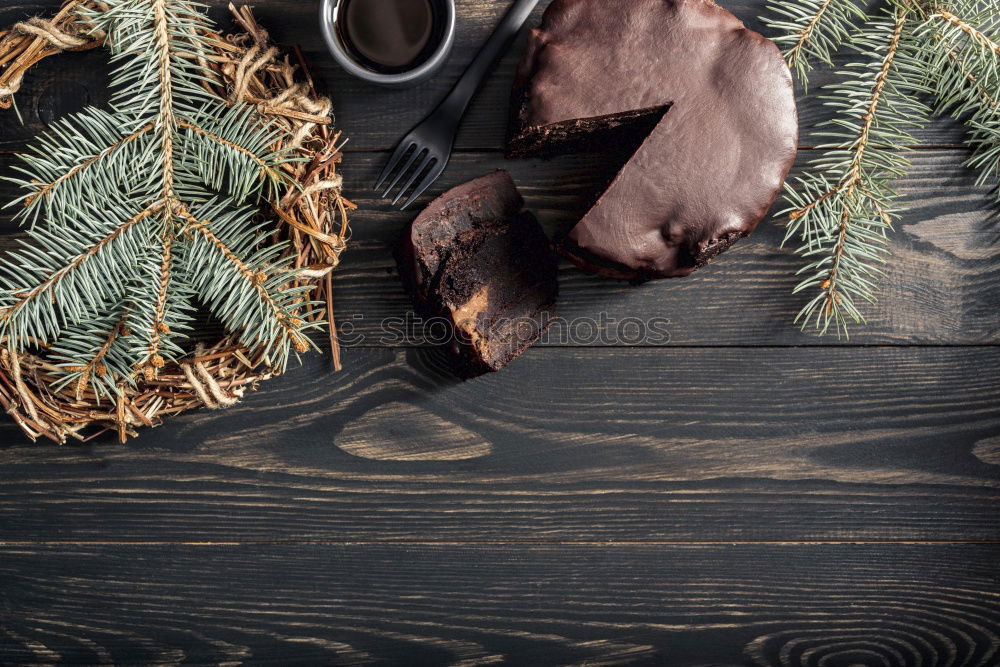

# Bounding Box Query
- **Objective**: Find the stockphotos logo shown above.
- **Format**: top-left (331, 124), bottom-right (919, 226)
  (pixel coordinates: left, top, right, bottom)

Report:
top-left (336, 312), bottom-right (671, 346)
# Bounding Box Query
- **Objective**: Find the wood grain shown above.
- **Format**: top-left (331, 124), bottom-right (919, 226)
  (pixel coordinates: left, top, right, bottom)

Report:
top-left (322, 150), bottom-right (1000, 346)
top-left (0, 0), bottom-right (971, 152)
top-left (1, 347), bottom-right (997, 542)
top-left (1, 544), bottom-right (998, 665)
top-left (0, 0), bottom-right (997, 662)
top-left (1, 149), bottom-right (996, 346)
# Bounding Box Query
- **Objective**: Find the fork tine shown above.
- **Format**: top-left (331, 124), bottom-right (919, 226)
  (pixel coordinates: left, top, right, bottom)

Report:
top-left (391, 153), bottom-right (436, 206)
top-left (380, 146), bottom-right (426, 199)
top-left (373, 139), bottom-right (415, 192)
top-left (399, 157), bottom-right (448, 210)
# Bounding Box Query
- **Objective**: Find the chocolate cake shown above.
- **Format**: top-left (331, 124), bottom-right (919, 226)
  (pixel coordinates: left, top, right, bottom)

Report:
top-left (507, 0), bottom-right (798, 280)
top-left (396, 171), bottom-right (558, 378)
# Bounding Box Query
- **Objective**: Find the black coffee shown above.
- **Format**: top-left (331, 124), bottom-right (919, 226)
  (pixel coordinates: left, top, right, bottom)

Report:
top-left (339, 0), bottom-right (439, 73)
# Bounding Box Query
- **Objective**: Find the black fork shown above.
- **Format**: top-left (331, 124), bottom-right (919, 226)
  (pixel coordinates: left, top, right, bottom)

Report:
top-left (374, 0), bottom-right (540, 210)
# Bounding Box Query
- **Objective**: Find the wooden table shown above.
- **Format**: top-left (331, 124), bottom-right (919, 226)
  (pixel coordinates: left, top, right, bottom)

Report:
top-left (1, 1), bottom-right (998, 664)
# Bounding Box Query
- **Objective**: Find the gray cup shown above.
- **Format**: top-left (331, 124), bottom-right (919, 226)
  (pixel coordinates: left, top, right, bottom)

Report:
top-left (319, 0), bottom-right (456, 88)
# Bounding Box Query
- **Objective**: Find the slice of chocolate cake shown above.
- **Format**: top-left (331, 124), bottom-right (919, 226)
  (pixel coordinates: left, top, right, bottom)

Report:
top-left (507, 0), bottom-right (798, 280)
top-left (396, 171), bottom-right (558, 378)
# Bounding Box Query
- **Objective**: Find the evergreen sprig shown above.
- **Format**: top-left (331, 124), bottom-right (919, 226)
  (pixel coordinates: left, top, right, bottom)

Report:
top-left (915, 0), bottom-right (1000, 192)
top-left (765, 0), bottom-right (869, 88)
top-left (0, 0), bottom-right (317, 400)
top-left (765, 0), bottom-right (999, 337)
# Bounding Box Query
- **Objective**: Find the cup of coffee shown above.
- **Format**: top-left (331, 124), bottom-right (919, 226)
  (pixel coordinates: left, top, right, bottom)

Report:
top-left (320, 0), bottom-right (456, 87)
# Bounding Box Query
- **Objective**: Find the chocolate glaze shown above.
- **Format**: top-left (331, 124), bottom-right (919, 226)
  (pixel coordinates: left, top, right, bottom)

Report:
top-left (507, 0), bottom-right (798, 280)
top-left (396, 171), bottom-right (558, 378)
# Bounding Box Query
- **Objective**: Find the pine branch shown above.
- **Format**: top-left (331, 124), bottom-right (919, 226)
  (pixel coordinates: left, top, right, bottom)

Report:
top-left (61, 307), bottom-right (130, 398)
top-left (177, 202), bottom-right (314, 368)
top-left (0, 202), bottom-right (162, 346)
top-left (0, 0), bottom-right (317, 394)
top-left (781, 5), bottom-right (931, 337)
top-left (83, 314), bottom-right (126, 387)
top-left (122, 230), bottom-right (195, 386)
top-left (939, 40), bottom-right (998, 110)
top-left (139, 228), bottom-right (176, 378)
top-left (764, 0), bottom-right (868, 87)
top-left (179, 118), bottom-right (281, 179)
top-left (82, 0), bottom-right (222, 118)
top-left (24, 122), bottom-right (153, 207)
top-left (4, 109), bottom-right (156, 227)
top-left (930, 7), bottom-right (1000, 54)
top-left (175, 105), bottom-right (295, 203)
top-left (915, 0), bottom-right (1000, 194)
top-left (47, 305), bottom-right (135, 400)
top-left (767, 0), bottom-right (998, 336)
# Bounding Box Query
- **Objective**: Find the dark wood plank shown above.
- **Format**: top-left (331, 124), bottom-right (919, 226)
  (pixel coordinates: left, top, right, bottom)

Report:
top-left (6, 148), bottom-right (992, 345)
top-left (331, 150), bottom-right (1000, 346)
top-left (0, 0), bottom-right (970, 152)
top-left (1, 346), bottom-right (998, 542)
top-left (1, 543), bottom-right (998, 665)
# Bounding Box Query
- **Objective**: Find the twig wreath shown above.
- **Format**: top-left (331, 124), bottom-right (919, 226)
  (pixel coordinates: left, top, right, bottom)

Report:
top-left (0, 0), bottom-right (353, 443)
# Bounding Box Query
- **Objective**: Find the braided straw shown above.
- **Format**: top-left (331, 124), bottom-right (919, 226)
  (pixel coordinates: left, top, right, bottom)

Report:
top-left (0, 1), bottom-right (354, 443)
top-left (0, 2), bottom-right (106, 104)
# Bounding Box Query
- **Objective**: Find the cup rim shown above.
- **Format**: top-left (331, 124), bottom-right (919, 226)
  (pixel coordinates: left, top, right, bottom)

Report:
top-left (319, 0), bottom-right (456, 87)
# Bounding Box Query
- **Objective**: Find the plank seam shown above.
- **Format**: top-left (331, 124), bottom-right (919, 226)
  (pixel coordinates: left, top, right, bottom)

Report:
top-left (1, 540), bottom-right (998, 546)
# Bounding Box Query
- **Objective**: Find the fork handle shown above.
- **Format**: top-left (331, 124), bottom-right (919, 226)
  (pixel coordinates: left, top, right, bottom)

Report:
top-left (436, 0), bottom-right (540, 121)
